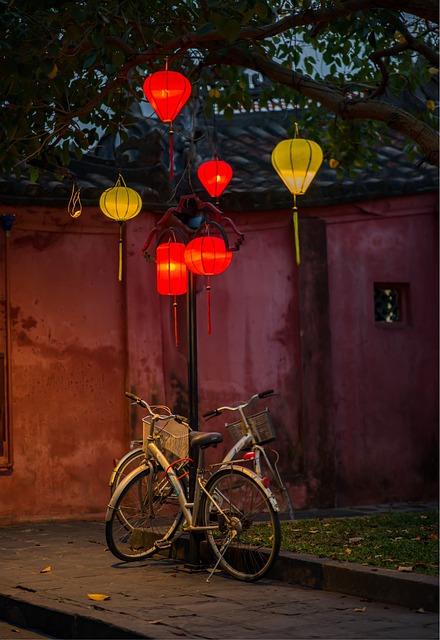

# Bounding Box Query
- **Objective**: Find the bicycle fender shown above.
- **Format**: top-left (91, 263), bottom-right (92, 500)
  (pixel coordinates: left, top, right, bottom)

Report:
top-left (105, 460), bottom-right (152, 522)
top-left (108, 447), bottom-right (143, 487)
top-left (224, 464), bottom-right (280, 512)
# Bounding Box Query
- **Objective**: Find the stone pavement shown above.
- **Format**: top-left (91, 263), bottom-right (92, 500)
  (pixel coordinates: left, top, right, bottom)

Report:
top-left (0, 503), bottom-right (438, 639)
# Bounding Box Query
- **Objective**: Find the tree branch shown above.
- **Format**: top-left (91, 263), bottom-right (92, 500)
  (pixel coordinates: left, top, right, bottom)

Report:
top-left (222, 46), bottom-right (439, 165)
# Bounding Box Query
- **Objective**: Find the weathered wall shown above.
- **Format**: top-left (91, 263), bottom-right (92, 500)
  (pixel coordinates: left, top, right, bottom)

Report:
top-left (318, 193), bottom-right (439, 506)
top-left (0, 191), bottom-right (437, 522)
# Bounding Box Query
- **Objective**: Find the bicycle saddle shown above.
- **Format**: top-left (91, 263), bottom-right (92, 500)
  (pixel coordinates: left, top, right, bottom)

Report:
top-left (189, 431), bottom-right (223, 449)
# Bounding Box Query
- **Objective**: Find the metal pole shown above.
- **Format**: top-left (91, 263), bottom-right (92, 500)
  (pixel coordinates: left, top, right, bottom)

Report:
top-left (186, 270), bottom-right (205, 569)
top-left (187, 271), bottom-right (198, 431)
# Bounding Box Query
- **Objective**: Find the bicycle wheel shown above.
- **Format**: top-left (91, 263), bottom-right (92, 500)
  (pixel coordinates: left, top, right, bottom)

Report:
top-left (201, 467), bottom-right (281, 581)
top-left (106, 465), bottom-right (184, 561)
top-left (110, 447), bottom-right (144, 495)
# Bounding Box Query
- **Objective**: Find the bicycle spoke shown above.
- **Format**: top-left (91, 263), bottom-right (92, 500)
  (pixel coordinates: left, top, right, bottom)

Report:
top-left (202, 468), bottom-right (281, 581)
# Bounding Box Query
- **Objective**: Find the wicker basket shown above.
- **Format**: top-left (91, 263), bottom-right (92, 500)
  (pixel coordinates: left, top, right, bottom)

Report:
top-left (142, 416), bottom-right (190, 462)
top-left (226, 409), bottom-right (275, 446)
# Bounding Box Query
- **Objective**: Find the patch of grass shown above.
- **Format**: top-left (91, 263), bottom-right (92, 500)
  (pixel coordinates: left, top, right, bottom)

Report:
top-left (280, 510), bottom-right (439, 576)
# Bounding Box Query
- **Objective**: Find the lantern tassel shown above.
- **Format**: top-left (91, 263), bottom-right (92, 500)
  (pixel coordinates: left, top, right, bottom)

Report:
top-left (118, 223), bottom-right (123, 281)
top-left (169, 127), bottom-right (174, 182)
top-left (293, 199), bottom-right (300, 265)
top-left (207, 282), bottom-right (212, 335)
top-left (173, 298), bottom-right (179, 347)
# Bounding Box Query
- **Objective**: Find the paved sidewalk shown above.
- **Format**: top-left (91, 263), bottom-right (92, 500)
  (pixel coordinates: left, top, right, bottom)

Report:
top-left (0, 503), bottom-right (438, 639)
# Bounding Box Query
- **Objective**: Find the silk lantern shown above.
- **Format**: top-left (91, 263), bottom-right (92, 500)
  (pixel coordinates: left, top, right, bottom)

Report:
top-left (99, 174), bottom-right (142, 281)
top-left (143, 68), bottom-right (191, 181)
top-left (156, 228), bottom-right (188, 346)
top-left (184, 223), bottom-right (232, 334)
top-left (271, 129), bottom-right (323, 264)
top-left (197, 158), bottom-right (233, 201)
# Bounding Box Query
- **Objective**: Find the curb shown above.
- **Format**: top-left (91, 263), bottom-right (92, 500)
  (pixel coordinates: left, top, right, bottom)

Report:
top-left (270, 552), bottom-right (439, 612)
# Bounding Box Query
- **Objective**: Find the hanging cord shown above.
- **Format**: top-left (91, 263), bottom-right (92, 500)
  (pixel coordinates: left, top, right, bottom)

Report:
top-left (291, 10), bottom-right (301, 266)
top-left (206, 278), bottom-right (212, 335)
top-left (173, 297), bottom-right (179, 346)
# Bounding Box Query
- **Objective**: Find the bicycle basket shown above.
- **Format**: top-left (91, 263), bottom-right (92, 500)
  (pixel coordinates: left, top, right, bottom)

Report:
top-left (225, 419), bottom-right (247, 444)
top-left (225, 409), bottom-right (275, 445)
top-left (248, 409), bottom-right (275, 445)
top-left (142, 416), bottom-right (190, 462)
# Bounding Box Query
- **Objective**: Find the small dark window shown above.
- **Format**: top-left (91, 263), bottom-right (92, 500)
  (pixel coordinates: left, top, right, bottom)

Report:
top-left (374, 284), bottom-right (408, 323)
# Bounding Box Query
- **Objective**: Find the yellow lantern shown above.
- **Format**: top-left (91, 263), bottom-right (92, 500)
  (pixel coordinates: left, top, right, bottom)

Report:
top-left (99, 174), bottom-right (142, 281)
top-left (271, 127), bottom-right (323, 264)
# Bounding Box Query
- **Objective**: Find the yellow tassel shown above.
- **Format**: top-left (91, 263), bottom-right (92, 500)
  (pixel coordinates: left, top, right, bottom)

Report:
top-left (293, 206), bottom-right (300, 265)
top-left (118, 223), bottom-right (123, 281)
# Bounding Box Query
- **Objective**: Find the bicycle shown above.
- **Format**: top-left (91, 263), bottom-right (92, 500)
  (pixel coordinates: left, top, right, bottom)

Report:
top-left (105, 392), bottom-right (281, 582)
top-left (110, 390), bottom-right (294, 520)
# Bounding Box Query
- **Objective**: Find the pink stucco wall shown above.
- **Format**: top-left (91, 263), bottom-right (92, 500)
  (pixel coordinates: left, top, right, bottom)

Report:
top-left (0, 192), bottom-right (437, 522)
top-left (315, 194), bottom-right (439, 505)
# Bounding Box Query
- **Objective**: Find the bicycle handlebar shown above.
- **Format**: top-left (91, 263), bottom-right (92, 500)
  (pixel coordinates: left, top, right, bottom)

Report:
top-left (202, 389), bottom-right (275, 420)
top-left (125, 392), bottom-right (188, 424)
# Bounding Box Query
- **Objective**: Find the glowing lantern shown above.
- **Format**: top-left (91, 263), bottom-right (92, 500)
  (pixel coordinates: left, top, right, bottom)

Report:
top-left (184, 236), bottom-right (232, 276)
top-left (155, 229), bottom-right (188, 346)
top-left (99, 174), bottom-right (142, 281)
top-left (197, 159), bottom-right (233, 201)
top-left (184, 224), bottom-right (232, 334)
top-left (271, 127), bottom-right (323, 264)
top-left (156, 242), bottom-right (187, 296)
top-left (143, 68), bottom-right (191, 181)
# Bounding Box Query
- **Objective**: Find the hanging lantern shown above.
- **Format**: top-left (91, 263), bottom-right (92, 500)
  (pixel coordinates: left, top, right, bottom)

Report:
top-left (184, 223), bottom-right (232, 334)
top-left (184, 236), bottom-right (232, 276)
top-left (156, 242), bottom-right (187, 296)
top-left (143, 67), bottom-right (191, 181)
top-left (271, 127), bottom-right (323, 265)
top-left (197, 158), bottom-right (233, 201)
top-left (99, 174), bottom-right (142, 281)
top-left (155, 228), bottom-right (188, 346)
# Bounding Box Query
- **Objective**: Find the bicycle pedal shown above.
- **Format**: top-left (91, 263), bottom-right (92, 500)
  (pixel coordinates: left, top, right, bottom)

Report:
top-left (155, 539), bottom-right (172, 550)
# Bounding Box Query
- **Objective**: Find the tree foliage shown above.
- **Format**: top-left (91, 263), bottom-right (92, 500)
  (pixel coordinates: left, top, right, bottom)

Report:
top-left (1, 0), bottom-right (438, 178)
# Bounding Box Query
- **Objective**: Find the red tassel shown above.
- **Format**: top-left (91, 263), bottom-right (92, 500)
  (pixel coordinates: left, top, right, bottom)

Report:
top-left (173, 298), bottom-right (179, 346)
top-left (207, 282), bottom-right (212, 335)
top-left (169, 128), bottom-right (174, 181)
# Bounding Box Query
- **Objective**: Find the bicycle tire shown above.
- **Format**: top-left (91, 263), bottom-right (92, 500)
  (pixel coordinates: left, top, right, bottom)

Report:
top-left (110, 448), bottom-right (144, 496)
top-left (106, 465), bottom-right (184, 562)
top-left (201, 467), bottom-right (281, 581)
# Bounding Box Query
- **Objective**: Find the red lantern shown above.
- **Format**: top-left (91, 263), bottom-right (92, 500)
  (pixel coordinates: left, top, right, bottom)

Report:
top-left (142, 70), bottom-right (191, 123)
top-left (184, 236), bottom-right (232, 276)
top-left (143, 69), bottom-right (191, 181)
top-left (184, 224), bottom-right (232, 334)
top-left (156, 242), bottom-right (187, 296)
top-left (155, 229), bottom-right (188, 346)
top-left (197, 159), bottom-right (233, 200)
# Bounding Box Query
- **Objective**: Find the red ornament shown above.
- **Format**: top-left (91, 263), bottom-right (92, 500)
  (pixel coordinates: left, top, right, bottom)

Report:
top-left (184, 233), bottom-right (232, 335)
top-left (155, 229), bottom-right (188, 346)
top-left (197, 159), bottom-right (233, 199)
top-left (142, 70), bottom-right (191, 123)
top-left (184, 236), bottom-right (232, 276)
top-left (156, 242), bottom-right (187, 296)
top-left (142, 69), bottom-right (191, 181)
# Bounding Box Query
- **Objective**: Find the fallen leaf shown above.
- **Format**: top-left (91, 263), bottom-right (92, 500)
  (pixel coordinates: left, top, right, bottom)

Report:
top-left (148, 620), bottom-right (162, 624)
top-left (345, 548), bottom-right (352, 554)
top-left (397, 566), bottom-right (413, 572)
top-left (416, 608), bottom-right (425, 614)
top-left (87, 593), bottom-right (110, 601)
top-left (349, 537), bottom-right (364, 544)
top-left (354, 607), bottom-right (366, 612)
top-left (40, 566), bottom-right (51, 573)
